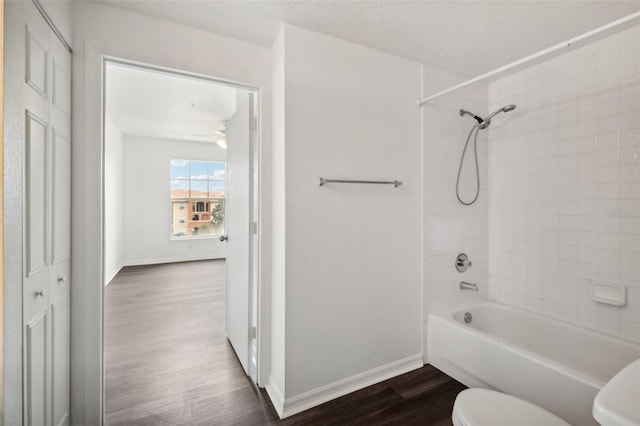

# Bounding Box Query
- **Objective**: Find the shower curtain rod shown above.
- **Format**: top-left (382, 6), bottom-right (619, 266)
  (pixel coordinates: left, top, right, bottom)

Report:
top-left (416, 10), bottom-right (640, 107)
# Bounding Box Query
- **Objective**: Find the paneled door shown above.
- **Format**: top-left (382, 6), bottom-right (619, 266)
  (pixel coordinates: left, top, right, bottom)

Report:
top-left (22, 2), bottom-right (71, 425)
top-left (23, 4), bottom-right (53, 423)
top-left (48, 20), bottom-right (71, 426)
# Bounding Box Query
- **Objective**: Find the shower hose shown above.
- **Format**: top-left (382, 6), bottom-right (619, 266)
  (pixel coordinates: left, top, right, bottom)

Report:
top-left (456, 123), bottom-right (481, 205)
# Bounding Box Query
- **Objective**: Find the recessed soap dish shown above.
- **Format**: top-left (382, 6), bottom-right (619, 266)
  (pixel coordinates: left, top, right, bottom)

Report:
top-left (590, 281), bottom-right (627, 307)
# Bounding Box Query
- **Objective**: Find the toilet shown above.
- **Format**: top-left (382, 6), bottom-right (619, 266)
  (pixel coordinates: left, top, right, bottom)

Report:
top-left (452, 388), bottom-right (571, 426)
top-left (452, 358), bottom-right (640, 426)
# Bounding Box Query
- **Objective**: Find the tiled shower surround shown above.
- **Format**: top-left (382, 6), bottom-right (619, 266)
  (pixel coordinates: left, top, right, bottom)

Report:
top-left (422, 66), bottom-right (489, 327)
top-left (488, 24), bottom-right (640, 342)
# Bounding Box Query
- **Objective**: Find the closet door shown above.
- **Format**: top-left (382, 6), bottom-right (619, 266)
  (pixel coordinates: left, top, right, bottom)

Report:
top-left (22, 2), bottom-right (71, 425)
top-left (49, 31), bottom-right (71, 426)
top-left (23, 2), bottom-right (52, 424)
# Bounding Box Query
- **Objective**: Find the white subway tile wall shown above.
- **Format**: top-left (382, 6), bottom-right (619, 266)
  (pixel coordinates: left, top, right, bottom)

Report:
top-left (488, 24), bottom-right (640, 342)
top-left (423, 65), bottom-right (489, 316)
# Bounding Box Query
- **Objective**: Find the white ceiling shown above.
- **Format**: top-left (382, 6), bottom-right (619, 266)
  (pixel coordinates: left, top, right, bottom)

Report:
top-left (102, 1), bottom-right (640, 141)
top-left (105, 62), bottom-right (237, 143)
top-left (94, 0), bottom-right (640, 77)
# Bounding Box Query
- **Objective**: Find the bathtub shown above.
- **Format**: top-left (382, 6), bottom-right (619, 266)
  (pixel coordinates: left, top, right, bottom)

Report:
top-left (427, 298), bottom-right (640, 426)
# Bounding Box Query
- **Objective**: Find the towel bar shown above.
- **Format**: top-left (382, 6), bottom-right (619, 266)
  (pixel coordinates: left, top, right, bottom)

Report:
top-left (318, 178), bottom-right (402, 187)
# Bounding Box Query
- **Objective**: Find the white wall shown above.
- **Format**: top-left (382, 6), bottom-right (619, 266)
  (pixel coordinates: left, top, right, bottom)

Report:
top-left (421, 68), bottom-right (489, 358)
top-left (122, 136), bottom-right (226, 265)
top-left (107, 125), bottom-right (222, 278)
top-left (104, 117), bottom-right (123, 284)
top-left (268, 25), bottom-right (422, 417)
top-left (3, 3), bottom-right (26, 424)
top-left (71, 3), bottom-right (273, 424)
top-left (488, 24), bottom-right (640, 342)
top-left (268, 27), bottom-right (286, 405)
top-left (39, 0), bottom-right (72, 44)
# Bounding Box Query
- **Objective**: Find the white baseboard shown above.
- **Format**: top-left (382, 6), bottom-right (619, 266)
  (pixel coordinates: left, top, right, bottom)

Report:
top-left (106, 255), bottom-right (222, 284)
top-left (271, 354), bottom-right (423, 419)
top-left (122, 255), bottom-right (225, 267)
top-left (265, 378), bottom-right (285, 418)
top-left (104, 264), bottom-right (123, 286)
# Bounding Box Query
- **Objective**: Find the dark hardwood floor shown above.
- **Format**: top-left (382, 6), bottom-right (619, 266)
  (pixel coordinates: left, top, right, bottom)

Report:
top-left (105, 260), bottom-right (465, 425)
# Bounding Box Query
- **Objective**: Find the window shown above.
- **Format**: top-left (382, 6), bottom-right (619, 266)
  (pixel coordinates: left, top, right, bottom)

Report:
top-left (171, 160), bottom-right (225, 238)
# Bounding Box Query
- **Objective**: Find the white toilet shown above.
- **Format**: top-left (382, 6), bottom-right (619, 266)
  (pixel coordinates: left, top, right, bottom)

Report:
top-left (452, 388), bottom-right (571, 426)
top-left (452, 358), bottom-right (640, 426)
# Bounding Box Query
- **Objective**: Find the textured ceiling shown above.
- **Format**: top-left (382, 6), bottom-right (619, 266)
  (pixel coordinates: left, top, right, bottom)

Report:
top-left (92, 0), bottom-right (640, 76)
top-left (105, 62), bottom-right (237, 143)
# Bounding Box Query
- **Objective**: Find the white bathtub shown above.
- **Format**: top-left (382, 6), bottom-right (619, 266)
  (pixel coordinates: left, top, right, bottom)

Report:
top-left (427, 298), bottom-right (640, 426)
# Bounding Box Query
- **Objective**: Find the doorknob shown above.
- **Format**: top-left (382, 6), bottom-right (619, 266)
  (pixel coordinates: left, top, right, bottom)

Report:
top-left (219, 235), bottom-right (228, 242)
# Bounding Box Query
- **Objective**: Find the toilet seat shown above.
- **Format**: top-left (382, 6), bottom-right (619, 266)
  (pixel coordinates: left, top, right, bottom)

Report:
top-left (452, 388), bottom-right (571, 426)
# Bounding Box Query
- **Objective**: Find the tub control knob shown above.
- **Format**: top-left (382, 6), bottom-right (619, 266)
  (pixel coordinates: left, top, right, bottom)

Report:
top-left (456, 253), bottom-right (472, 273)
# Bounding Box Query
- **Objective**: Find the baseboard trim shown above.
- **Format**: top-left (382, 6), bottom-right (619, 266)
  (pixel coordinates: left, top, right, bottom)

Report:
top-left (275, 354), bottom-right (423, 419)
top-left (107, 255), bottom-right (222, 283)
top-left (265, 378), bottom-right (285, 418)
top-left (104, 264), bottom-right (123, 286)
top-left (122, 255), bottom-right (225, 267)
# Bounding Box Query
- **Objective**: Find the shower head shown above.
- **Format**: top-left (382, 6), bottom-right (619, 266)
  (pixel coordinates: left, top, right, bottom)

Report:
top-left (459, 104), bottom-right (517, 128)
top-left (456, 104), bottom-right (517, 206)
top-left (479, 104), bottom-right (517, 129)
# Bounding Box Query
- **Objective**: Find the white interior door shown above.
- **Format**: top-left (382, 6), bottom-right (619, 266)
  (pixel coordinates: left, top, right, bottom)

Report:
top-left (48, 26), bottom-right (71, 426)
top-left (223, 91), bottom-right (253, 376)
top-left (23, 3), bottom-right (52, 424)
top-left (22, 2), bottom-right (71, 425)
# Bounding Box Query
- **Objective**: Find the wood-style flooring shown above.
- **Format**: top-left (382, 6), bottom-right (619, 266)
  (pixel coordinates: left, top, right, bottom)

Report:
top-left (105, 260), bottom-right (466, 425)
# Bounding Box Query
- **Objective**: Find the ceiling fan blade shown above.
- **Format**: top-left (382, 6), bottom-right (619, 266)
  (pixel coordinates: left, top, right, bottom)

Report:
top-left (191, 127), bottom-right (227, 137)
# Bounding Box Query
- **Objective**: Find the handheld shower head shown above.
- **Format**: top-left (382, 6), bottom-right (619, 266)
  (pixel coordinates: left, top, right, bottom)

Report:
top-left (459, 104), bottom-right (517, 128)
top-left (479, 104), bottom-right (517, 129)
top-left (456, 103), bottom-right (517, 205)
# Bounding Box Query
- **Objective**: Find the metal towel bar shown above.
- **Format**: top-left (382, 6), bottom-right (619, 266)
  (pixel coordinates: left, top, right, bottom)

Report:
top-left (319, 178), bottom-right (402, 188)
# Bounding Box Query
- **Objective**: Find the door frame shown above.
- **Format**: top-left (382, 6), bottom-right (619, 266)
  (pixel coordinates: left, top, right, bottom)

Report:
top-left (94, 50), bottom-right (266, 422)
top-left (0, 0), bottom-right (5, 421)
top-left (73, 36), bottom-right (272, 423)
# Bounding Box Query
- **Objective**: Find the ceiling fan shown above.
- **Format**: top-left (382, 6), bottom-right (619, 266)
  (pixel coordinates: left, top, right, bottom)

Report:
top-left (192, 123), bottom-right (227, 149)
top-left (213, 130), bottom-right (227, 150)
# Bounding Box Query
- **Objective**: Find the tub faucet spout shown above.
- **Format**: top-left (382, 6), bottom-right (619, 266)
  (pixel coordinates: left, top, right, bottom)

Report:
top-left (460, 281), bottom-right (478, 292)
